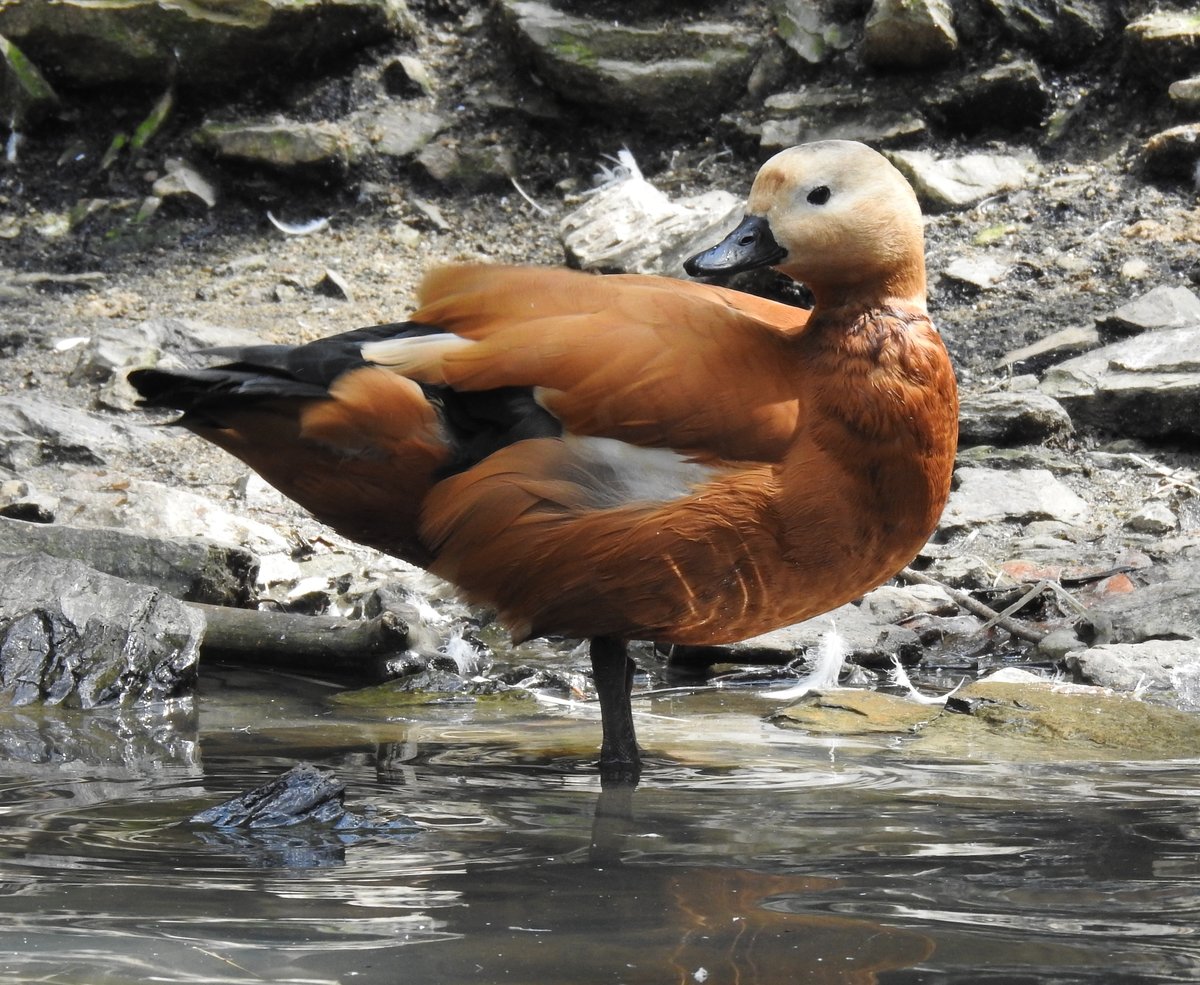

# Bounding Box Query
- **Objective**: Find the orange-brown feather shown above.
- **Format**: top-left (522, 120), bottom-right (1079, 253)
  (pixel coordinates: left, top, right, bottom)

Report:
top-left (192, 367), bottom-right (448, 565)
top-left (396, 265), bottom-right (810, 461)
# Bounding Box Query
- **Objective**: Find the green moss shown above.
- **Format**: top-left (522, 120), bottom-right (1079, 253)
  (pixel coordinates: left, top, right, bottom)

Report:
top-left (550, 35), bottom-right (599, 68)
top-left (130, 89), bottom-right (174, 154)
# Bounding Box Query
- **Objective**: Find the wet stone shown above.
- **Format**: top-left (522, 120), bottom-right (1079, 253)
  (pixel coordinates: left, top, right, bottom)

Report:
top-left (191, 762), bottom-right (420, 832)
top-left (914, 673), bottom-right (1200, 760)
top-left (0, 553), bottom-right (202, 708)
top-left (773, 688), bottom-right (934, 735)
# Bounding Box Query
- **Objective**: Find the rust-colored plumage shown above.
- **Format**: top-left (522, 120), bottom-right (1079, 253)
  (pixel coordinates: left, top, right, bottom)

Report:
top-left (130, 140), bottom-right (958, 784)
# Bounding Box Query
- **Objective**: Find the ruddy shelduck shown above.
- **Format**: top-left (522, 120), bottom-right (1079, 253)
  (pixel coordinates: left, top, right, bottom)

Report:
top-left (131, 140), bottom-right (959, 784)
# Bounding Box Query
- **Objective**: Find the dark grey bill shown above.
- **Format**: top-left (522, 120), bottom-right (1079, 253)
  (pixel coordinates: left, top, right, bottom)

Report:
top-left (683, 214), bottom-right (787, 277)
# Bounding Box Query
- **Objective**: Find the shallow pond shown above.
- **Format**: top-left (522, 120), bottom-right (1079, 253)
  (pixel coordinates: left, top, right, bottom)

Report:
top-left (0, 666), bottom-right (1197, 985)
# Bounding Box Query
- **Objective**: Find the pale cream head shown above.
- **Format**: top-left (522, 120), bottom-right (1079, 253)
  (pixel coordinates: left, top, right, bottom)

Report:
top-left (746, 140), bottom-right (927, 308)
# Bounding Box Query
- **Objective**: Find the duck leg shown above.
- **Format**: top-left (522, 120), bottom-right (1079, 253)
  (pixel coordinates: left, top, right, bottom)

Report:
top-left (589, 636), bottom-right (641, 786)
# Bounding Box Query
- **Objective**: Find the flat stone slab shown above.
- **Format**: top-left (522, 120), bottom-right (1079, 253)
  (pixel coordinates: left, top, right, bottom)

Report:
top-left (1066, 640), bottom-right (1200, 707)
top-left (0, 517), bottom-right (257, 606)
top-left (775, 672), bottom-right (1200, 760)
top-left (1039, 324), bottom-right (1200, 438)
top-left (940, 467), bottom-right (1090, 530)
top-left (887, 149), bottom-right (1037, 211)
top-left (498, 0), bottom-right (756, 124)
top-left (0, 0), bottom-right (411, 89)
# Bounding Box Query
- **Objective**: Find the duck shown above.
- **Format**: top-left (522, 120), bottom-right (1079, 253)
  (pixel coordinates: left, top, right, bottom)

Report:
top-left (129, 139), bottom-right (959, 785)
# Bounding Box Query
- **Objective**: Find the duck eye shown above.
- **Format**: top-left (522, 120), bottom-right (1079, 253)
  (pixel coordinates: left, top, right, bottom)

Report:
top-left (807, 185), bottom-right (831, 206)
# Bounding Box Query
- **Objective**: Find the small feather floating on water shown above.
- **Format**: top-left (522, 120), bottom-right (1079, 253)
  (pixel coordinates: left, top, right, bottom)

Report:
top-left (267, 211), bottom-right (330, 236)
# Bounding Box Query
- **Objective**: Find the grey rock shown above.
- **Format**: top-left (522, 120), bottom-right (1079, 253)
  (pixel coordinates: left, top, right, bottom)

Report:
top-left (862, 0), bottom-right (957, 70)
top-left (996, 323), bottom-right (1099, 373)
top-left (887, 149), bottom-right (1037, 211)
top-left (1065, 640), bottom-right (1200, 703)
top-left (1125, 10), bottom-right (1200, 83)
top-left (772, 0), bottom-right (855, 66)
top-left (0, 0), bottom-right (413, 90)
top-left (1089, 561), bottom-right (1200, 644)
top-left (966, 0), bottom-right (1113, 63)
top-left (670, 599), bottom-right (922, 670)
top-left (497, 1), bottom-right (757, 126)
top-left (194, 121), bottom-right (353, 176)
top-left (0, 553), bottom-right (202, 708)
top-left (1142, 124), bottom-right (1200, 182)
top-left (561, 165), bottom-right (742, 278)
top-left (1039, 324), bottom-right (1200, 439)
top-left (941, 467), bottom-right (1090, 530)
top-left (955, 444), bottom-right (1080, 474)
top-left (52, 472), bottom-right (290, 557)
top-left (1170, 77), bottom-right (1200, 110)
top-left (415, 139), bottom-right (515, 192)
top-left (0, 517), bottom-right (257, 605)
top-left (942, 255), bottom-right (1011, 290)
top-left (958, 390), bottom-right (1073, 446)
top-left (0, 478), bottom-right (56, 522)
top-left (1125, 502), bottom-right (1177, 535)
top-left (1097, 285), bottom-right (1200, 340)
top-left (315, 268), bottom-right (353, 302)
top-left (150, 158), bottom-right (217, 209)
top-left (760, 88), bottom-right (927, 152)
top-left (363, 105), bottom-right (447, 159)
top-left (0, 395), bottom-right (160, 470)
top-left (931, 60), bottom-right (1052, 134)
top-left (381, 54), bottom-right (435, 98)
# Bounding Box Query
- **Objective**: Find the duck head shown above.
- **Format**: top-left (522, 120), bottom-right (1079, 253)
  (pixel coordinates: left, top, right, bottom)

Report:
top-left (685, 140), bottom-right (926, 309)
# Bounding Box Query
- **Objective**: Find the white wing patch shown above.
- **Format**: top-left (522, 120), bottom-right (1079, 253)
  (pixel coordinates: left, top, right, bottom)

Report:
top-left (362, 334), bottom-right (475, 384)
top-left (561, 435), bottom-right (718, 509)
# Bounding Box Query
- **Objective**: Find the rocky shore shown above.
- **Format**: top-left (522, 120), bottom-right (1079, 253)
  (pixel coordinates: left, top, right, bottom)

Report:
top-left (2, 0), bottom-right (1200, 757)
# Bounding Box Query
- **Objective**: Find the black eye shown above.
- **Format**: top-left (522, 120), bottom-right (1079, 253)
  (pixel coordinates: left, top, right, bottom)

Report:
top-left (807, 185), bottom-right (831, 205)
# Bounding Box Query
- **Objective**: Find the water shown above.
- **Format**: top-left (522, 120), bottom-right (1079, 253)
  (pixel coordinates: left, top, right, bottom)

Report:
top-left (0, 668), bottom-right (1197, 985)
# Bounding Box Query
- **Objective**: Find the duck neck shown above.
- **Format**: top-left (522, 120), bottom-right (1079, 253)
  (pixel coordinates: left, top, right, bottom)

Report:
top-left (804, 255), bottom-right (927, 314)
